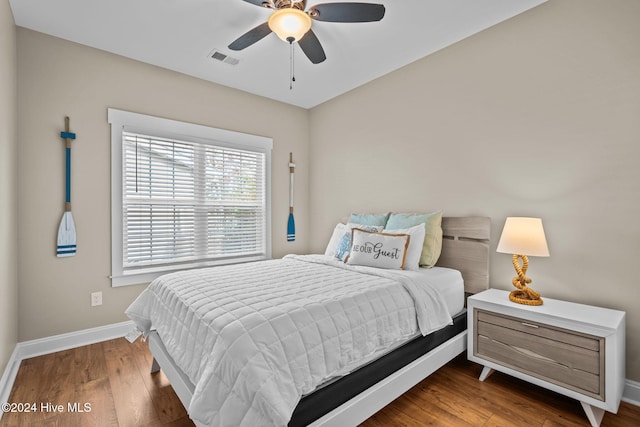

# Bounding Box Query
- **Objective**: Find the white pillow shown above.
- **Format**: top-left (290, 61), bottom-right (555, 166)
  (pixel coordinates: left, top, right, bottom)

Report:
top-left (346, 229), bottom-right (410, 270)
top-left (383, 223), bottom-right (425, 271)
top-left (324, 223), bottom-right (347, 257)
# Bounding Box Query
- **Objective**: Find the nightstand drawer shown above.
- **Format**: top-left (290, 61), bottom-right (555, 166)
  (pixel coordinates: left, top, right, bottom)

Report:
top-left (474, 309), bottom-right (605, 399)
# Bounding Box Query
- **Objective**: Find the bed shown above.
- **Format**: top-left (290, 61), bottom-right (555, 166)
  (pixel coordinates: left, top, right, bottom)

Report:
top-left (126, 216), bottom-right (490, 426)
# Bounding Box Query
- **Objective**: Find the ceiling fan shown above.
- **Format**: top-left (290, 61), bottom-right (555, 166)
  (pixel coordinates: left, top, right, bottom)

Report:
top-left (228, 0), bottom-right (386, 64)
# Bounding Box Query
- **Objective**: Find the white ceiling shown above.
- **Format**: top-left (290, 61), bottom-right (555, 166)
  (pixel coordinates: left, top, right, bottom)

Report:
top-left (10, 0), bottom-right (546, 109)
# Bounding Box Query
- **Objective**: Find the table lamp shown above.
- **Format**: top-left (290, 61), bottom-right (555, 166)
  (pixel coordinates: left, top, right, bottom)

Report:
top-left (496, 217), bottom-right (550, 306)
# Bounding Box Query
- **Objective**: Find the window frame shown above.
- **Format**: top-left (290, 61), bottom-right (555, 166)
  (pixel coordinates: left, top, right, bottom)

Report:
top-left (109, 108), bottom-right (272, 287)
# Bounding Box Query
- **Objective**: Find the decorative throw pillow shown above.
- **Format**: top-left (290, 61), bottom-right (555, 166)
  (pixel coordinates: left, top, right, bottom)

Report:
top-left (348, 212), bottom-right (390, 227)
top-left (324, 223), bottom-right (347, 257)
top-left (334, 223), bottom-right (384, 261)
top-left (385, 211), bottom-right (443, 268)
top-left (346, 229), bottom-right (410, 270)
top-left (383, 223), bottom-right (425, 271)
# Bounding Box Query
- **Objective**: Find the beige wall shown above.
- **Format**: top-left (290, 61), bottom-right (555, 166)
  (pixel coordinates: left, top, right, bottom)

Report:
top-left (309, 0), bottom-right (640, 381)
top-left (17, 28), bottom-right (310, 341)
top-left (0, 0), bottom-right (18, 376)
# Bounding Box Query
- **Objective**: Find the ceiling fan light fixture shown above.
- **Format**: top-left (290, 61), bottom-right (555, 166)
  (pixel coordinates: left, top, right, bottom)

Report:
top-left (268, 8), bottom-right (312, 43)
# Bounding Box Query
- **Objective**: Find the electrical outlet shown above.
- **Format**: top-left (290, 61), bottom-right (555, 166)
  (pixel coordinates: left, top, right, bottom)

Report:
top-left (91, 291), bottom-right (103, 307)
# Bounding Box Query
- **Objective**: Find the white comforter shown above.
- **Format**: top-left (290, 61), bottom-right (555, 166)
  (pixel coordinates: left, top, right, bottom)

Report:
top-left (125, 254), bottom-right (453, 427)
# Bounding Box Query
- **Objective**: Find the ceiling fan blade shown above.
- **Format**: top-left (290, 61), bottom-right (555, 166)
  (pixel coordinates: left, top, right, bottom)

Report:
top-left (309, 3), bottom-right (385, 23)
top-left (298, 30), bottom-right (326, 64)
top-left (228, 22), bottom-right (272, 50)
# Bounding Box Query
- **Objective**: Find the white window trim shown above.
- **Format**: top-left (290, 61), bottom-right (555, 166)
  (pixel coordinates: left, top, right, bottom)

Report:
top-left (108, 108), bottom-right (272, 287)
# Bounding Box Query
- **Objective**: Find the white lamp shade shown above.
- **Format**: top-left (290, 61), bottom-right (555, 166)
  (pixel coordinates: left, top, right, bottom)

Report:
top-left (496, 217), bottom-right (550, 257)
top-left (268, 8), bottom-right (312, 42)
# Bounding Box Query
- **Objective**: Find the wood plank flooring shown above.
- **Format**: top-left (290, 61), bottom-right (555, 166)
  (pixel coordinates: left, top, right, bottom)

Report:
top-left (2, 337), bottom-right (638, 426)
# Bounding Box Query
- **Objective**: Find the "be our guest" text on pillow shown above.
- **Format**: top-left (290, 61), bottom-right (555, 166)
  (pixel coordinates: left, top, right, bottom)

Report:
top-left (346, 229), bottom-right (410, 270)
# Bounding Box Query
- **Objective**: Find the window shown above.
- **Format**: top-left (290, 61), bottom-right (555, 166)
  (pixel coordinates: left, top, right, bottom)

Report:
top-left (109, 109), bottom-right (272, 286)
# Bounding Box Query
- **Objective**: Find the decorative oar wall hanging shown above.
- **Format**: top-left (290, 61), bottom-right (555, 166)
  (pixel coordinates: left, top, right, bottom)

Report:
top-left (57, 116), bottom-right (77, 257)
top-left (287, 152), bottom-right (296, 242)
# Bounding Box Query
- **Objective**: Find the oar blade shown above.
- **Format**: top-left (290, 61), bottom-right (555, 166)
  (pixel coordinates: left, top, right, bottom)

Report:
top-left (57, 211), bottom-right (77, 257)
top-left (287, 213), bottom-right (296, 242)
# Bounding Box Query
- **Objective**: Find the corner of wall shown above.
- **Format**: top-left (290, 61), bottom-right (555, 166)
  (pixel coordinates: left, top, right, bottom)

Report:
top-left (0, 0), bottom-right (19, 384)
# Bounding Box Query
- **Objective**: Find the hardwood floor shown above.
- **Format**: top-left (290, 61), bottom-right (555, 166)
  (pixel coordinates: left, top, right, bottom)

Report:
top-left (2, 338), bottom-right (192, 427)
top-left (2, 338), bottom-right (638, 426)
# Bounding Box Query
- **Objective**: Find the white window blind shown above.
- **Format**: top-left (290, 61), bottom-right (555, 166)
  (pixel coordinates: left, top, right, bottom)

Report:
top-left (109, 109), bottom-right (272, 286)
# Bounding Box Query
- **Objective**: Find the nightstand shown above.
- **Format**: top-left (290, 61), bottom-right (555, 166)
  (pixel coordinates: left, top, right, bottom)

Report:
top-left (467, 289), bottom-right (625, 427)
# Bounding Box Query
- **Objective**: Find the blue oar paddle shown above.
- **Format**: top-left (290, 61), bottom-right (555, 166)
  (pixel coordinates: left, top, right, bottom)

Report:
top-left (57, 116), bottom-right (77, 257)
top-left (287, 152), bottom-right (296, 242)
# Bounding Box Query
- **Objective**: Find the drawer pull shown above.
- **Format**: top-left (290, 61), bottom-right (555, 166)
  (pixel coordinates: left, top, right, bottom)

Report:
top-left (521, 322), bottom-right (539, 329)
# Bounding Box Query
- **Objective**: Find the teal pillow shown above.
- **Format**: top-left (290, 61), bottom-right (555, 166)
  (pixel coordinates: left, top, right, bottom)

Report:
top-left (348, 212), bottom-right (390, 227)
top-left (385, 213), bottom-right (428, 229)
top-left (385, 211), bottom-right (443, 267)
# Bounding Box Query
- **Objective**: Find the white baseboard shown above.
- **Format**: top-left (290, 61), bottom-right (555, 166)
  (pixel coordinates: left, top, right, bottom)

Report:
top-left (13, 320), bottom-right (134, 361)
top-left (0, 346), bottom-right (21, 411)
top-left (623, 379), bottom-right (640, 407)
top-left (0, 320), bottom-right (134, 418)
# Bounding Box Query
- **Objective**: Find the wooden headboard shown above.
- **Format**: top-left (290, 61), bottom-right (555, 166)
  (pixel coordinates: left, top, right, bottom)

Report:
top-left (436, 217), bottom-right (490, 294)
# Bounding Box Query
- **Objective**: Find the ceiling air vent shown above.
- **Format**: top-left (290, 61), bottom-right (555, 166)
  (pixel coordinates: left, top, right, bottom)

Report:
top-left (209, 49), bottom-right (239, 66)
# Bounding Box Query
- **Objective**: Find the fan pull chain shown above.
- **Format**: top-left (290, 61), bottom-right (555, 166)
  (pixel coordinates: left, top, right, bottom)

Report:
top-left (288, 37), bottom-right (296, 90)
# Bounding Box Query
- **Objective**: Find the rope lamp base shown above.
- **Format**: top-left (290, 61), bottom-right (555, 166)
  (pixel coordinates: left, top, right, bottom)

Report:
top-left (509, 254), bottom-right (543, 306)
